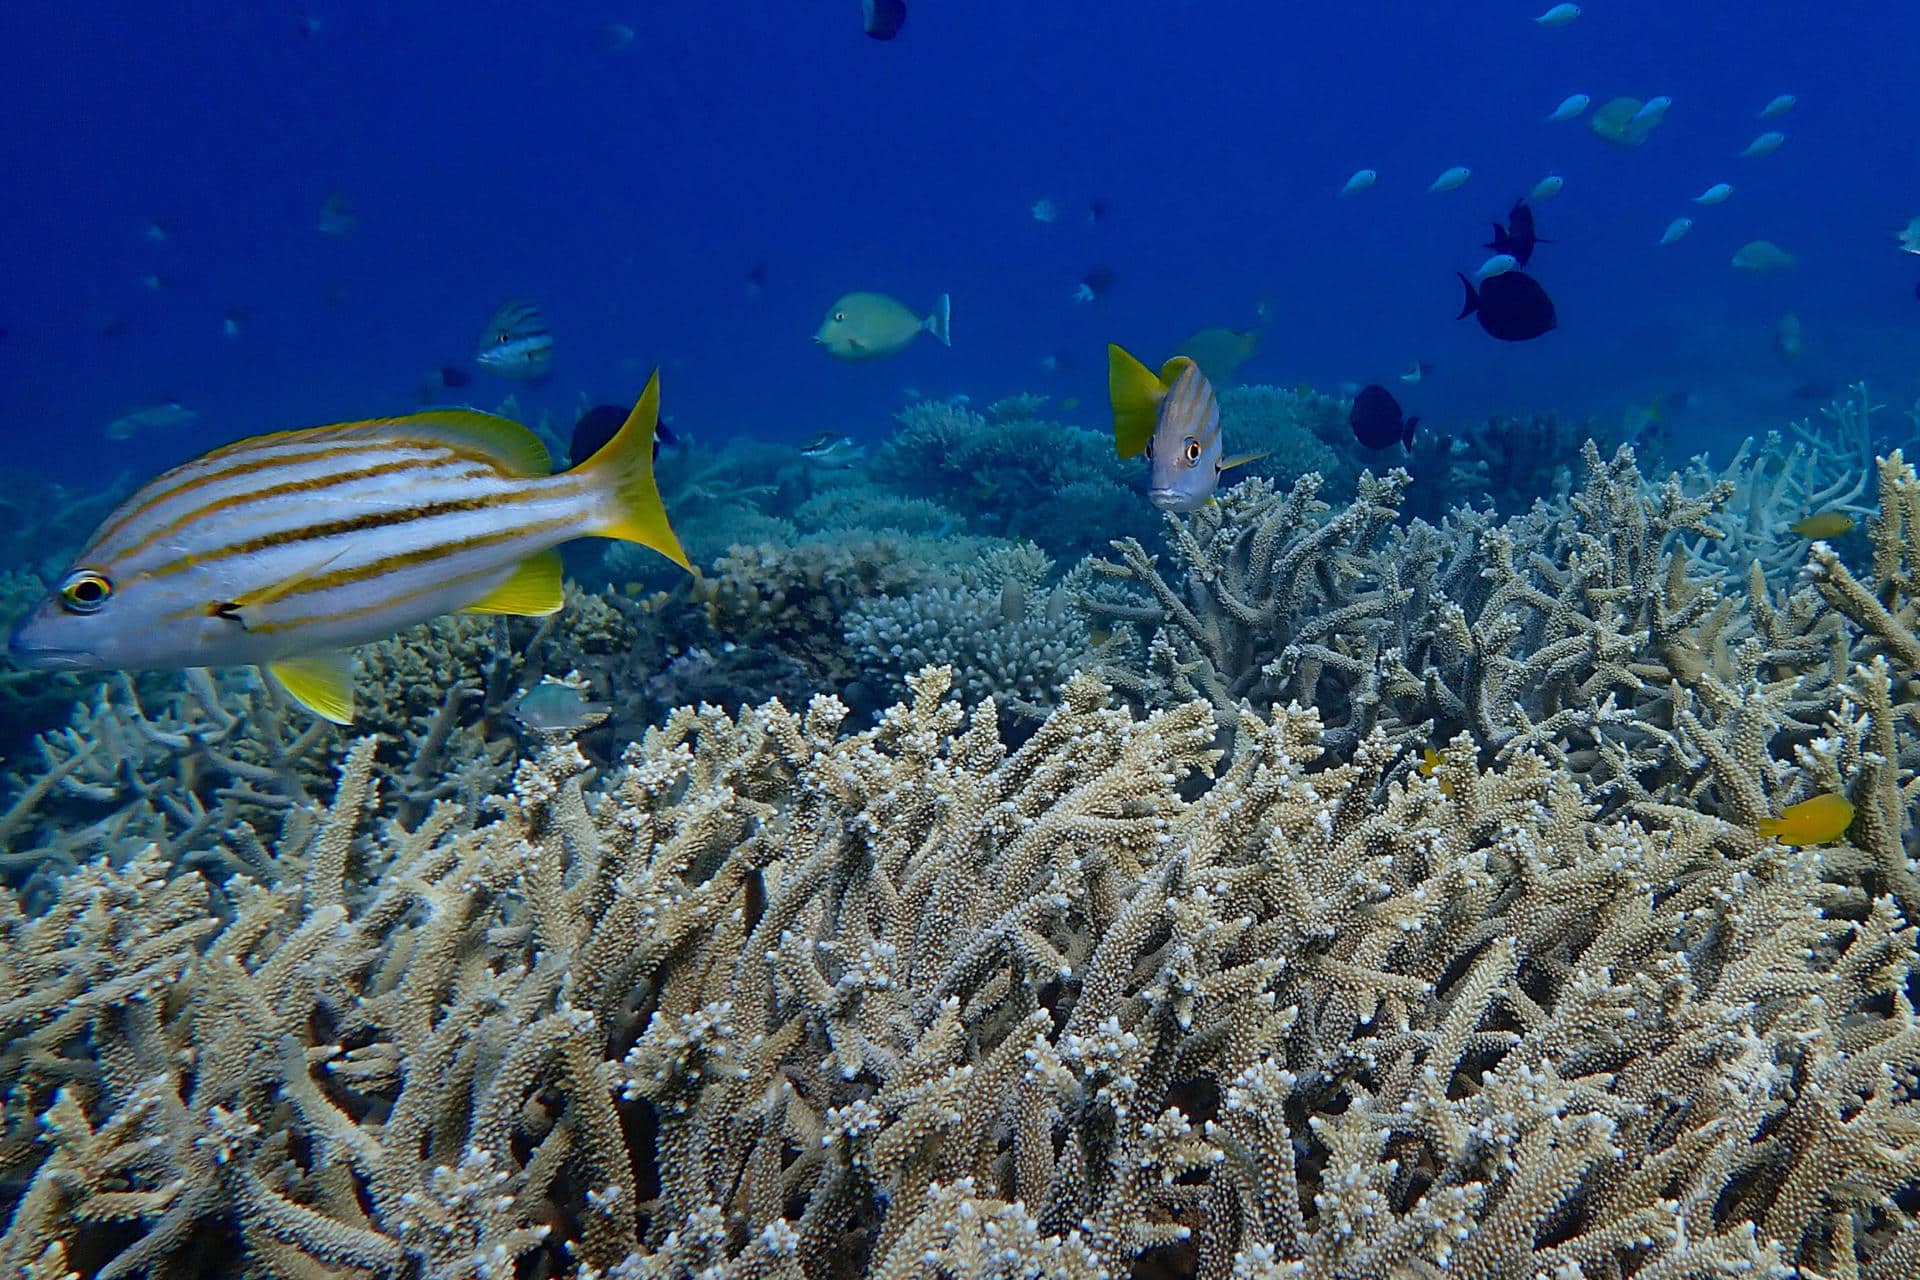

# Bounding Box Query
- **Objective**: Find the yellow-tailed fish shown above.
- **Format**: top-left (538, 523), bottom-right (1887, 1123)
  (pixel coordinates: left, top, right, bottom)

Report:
top-left (8, 373), bottom-right (689, 725)
top-left (1788, 511), bottom-right (1854, 538)
top-left (1757, 793), bottom-right (1853, 846)
top-left (814, 291), bottom-right (950, 360)
top-left (1174, 326), bottom-right (1262, 385)
top-left (1107, 343), bottom-right (1265, 513)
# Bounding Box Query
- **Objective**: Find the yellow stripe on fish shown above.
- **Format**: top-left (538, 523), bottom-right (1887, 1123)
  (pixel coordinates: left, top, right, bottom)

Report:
top-left (8, 372), bottom-right (689, 724)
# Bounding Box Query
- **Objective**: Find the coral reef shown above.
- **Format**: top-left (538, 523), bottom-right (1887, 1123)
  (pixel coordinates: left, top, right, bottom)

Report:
top-left (2, 665), bottom-right (1915, 1278)
top-left (878, 400), bottom-right (1159, 555)
top-left (845, 544), bottom-right (1102, 722)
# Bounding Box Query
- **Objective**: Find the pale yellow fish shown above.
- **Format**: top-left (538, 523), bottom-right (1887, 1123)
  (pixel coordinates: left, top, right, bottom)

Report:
top-left (9, 374), bottom-right (689, 724)
top-left (1590, 97), bottom-right (1659, 146)
top-left (1173, 327), bottom-right (1261, 385)
top-left (815, 291), bottom-right (951, 360)
top-left (1732, 240), bottom-right (1795, 273)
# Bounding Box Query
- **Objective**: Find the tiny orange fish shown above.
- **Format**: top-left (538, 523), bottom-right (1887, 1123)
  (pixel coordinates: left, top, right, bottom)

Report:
top-left (1788, 512), bottom-right (1854, 539)
top-left (1757, 793), bottom-right (1853, 845)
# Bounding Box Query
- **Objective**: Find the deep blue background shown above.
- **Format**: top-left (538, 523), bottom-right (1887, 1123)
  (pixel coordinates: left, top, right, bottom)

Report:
top-left (2, 0), bottom-right (1915, 484)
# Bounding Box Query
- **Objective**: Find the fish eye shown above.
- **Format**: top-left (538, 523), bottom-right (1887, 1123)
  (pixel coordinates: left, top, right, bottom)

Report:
top-left (1183, 437), bottom-right (1202, 463)
top-left (833, 311), bottom-right (847, 322)
top-left (58, 569), bottom-right (112, 614)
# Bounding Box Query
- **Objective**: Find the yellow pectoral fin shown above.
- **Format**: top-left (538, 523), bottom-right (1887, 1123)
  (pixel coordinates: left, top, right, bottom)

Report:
top-left (462, 550), bottom-right (565, 616)
top-left (1219, 450), bottom-right (1269, 472)
top-left (1107, 343), bottom-right (1166, 459)
top-left (268, 652), bottom-right (355, 725)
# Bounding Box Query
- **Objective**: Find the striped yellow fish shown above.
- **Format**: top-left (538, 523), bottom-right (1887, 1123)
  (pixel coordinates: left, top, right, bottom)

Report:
top-left (8, 372), bottom-right (688, 725)
top-left (1107, 343), bottom-right (1265, 513)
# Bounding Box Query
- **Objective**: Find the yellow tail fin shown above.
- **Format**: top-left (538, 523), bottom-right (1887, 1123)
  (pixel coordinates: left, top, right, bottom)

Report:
top-left (1108, 343), bottom-right (1167, 459)
top-left (573, 370), bottom-right (690, 570)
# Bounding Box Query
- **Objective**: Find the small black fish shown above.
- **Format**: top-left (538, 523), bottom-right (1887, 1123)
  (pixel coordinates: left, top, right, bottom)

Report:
top-left (746, 263), bottom-right (768, 298)
top-left (1484, 199), bottom-right (1544, 267)
top-left (863, 0), bottom-right (906, 39)
top-left (1076, 266), bottom-right (1114, 303)
top-left (1791, 379), bottom-right (1838, 402)
top-left (439, 365), bottom-right (471, 389)
top-left (1456, 270), bottom-right (1557, 342)
top-left (1349, 385), bottom-right (1418, 450)
top-left (1087, 199), bottom-right (1107, 225)
top-left (572, 403), bottom-right (680, 465)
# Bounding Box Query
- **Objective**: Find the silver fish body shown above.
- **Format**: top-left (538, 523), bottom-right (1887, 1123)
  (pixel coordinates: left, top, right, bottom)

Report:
top-left (10, 379), bottom-right (687, 720)
top-left (1146, 359), bottom-right (1223, 513)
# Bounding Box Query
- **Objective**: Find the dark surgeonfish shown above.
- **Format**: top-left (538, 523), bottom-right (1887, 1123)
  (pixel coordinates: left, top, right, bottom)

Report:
top-left (1484, 198), bottom-right (1544, 266)
top-left (572, 403), bottom-right (681, 466)
top-left (477, 300), bottom-right (555, 381)
top-left (863, 0), bottom-right (905, 39)
top-left (1349, 384), bottom-right (1418, 450)
top-left (1457, 270), bottom-right (1557, 342)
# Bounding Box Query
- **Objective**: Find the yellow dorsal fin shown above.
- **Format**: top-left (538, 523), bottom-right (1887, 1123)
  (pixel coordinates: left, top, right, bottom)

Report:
top-left (570, 370), bottom-right (691, 570)
top-left (462, 550), bottom-right (565, 616)
top-left (1219, 450), bottom-right (1268, 472)
top-left (268, 652), bottom-right (355, 724)
top-left (221, 410), bottom-right (554, 477)
top-left (1107, 343), bottom-right (1168, 459)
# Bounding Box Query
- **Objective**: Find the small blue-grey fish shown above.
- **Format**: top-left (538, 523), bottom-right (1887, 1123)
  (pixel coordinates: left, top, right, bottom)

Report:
top-left (510, 677), bottom-right (611, 734)
top-left (1107, 344), bottom-right (1264, 513)
top-left (477, 300), bottom-right (555, 381)
top-left (9, 374), bottom-right (689, 724)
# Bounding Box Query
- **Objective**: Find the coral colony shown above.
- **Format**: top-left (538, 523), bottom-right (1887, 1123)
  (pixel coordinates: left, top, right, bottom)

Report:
top-left (2, 385), bottom-right (1919, 1278)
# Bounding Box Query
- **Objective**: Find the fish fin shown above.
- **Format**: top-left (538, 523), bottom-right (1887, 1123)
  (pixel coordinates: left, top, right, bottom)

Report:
top-left (462, 550), bottom-right (565, 615)
top-left (1646, 395), bottom-right (1662, 423)
top-left (572, 370), bottom-right (691, 570)
top-left (252, 409), bottom-right (553, 477)
top-left (1107, 343), bottom-right (1167, 458)
top-left (267, 652), bottom-right (355, 725)
top-left (1455, 273), bottom-right (1479, 319)
top-left (1218, 451), bottom-right (1268, 472)
top-left (217, 547), bottom-right (355, 629)
top-left (1404, 416), bottom-right (1420, 449)
top-left (923, 293), bottom-right (951, 346)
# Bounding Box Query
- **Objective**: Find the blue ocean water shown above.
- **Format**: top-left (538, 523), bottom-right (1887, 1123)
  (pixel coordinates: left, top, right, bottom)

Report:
top-left (1, 0), bottom-right (1914, 483)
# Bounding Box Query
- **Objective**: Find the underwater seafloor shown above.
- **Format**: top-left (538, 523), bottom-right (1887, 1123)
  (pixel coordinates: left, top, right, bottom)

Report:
top-left (1, 382), bottom-right (1918, 1279)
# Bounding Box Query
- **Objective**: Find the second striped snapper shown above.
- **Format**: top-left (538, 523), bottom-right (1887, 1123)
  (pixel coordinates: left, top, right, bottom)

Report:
top-left (476, 299), bottom-right (554, 380)
top-left (1107, 344), bottom-right (1265, 513)
top-left (8, 373), bottom-right (689, 724)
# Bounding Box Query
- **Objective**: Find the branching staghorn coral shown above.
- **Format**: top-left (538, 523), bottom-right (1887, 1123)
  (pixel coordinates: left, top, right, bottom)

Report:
top-left (1081, 468), bottom-right (1411, 749)
top-left (4, 665), bottom-right (1913, 1278)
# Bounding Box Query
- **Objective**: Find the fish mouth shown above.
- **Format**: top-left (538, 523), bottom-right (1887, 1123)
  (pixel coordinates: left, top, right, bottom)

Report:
top-left (1148, 487), bottom-right (1198, 513)
top-left (5, 632), bottom-right (100, 670)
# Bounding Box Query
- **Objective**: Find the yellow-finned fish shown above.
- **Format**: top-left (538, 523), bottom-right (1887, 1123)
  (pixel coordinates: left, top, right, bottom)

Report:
top-left (1107, 343), bottom-right (1265, 513)
top-left (1757, 793), bottom-right (1853, 846)
top-left (8, 373), bottom-right (689, 724)
top-left (814, 291), bottom-right (950, 360)
top-left (1788, 511), bottom-right (1854, 539)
